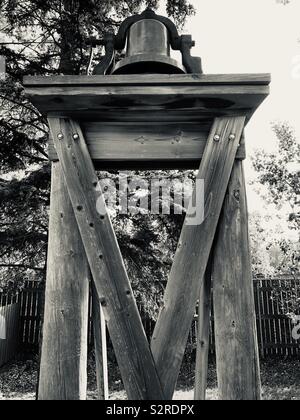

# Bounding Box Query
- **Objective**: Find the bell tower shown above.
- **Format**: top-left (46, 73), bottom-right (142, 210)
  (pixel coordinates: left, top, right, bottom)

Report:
top-left (23, 8), bottom-right (270, 401)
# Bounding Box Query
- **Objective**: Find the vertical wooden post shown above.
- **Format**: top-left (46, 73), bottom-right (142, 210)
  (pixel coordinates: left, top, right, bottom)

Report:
top-left (38, 162), bottom-right (89, 400)
top-left (213, 160), bottom-right (261, 400)
top-left (151, 116), bottom-right (246, 399)
top-left (194, 262), bottom-right (212, 400)
top-left (92, 282), bottom-right (109, 400)
top-left (50, 118), bottom-right (164, 400)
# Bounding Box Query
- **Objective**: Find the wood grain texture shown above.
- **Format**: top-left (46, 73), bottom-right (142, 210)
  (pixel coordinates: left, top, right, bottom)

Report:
top-left (38, 162), bottom-right (89, 401)
top-left (0, 303), bottom-right (20, 367)
top-left (47, 122), bottom-right (246, 165)
top-left (151, 116), bottom-right (246, 400)
top-left (49, 117), bottom-right (164, 400)
top-left (213, 161), bottom-right (261, 400)
top-left (194, 261), bottom-right (212, 400)
top-left (24, 73), bottom-right (271, 86)
top-left (92, 282), bottom-right (109, 400)
top-left (23, 74), bottom-right (270, 126)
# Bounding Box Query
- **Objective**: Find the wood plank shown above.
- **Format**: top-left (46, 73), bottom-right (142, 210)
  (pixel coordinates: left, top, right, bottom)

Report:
top-left (49, 117), bottom-right (164, 401)
top-left (38, 162), bottom-right (90, 400)
top-left (48, 108), bottom-right (254, 124)
top-left (151, 116), bottom-right (246, 399)
top-left (23, 74), bottom-right (270, 127)
top-left (23, 73), bottom-right (271, 86)
top-left (91, 282), bottom-right (109, 400)
top-left (0, 304), bottom-right (20, 367)
top-left (48, 122), bottom-right (246, 164)
top-left (255, 281), bottom-right (265, 357)
top-left (213, 161), bottom-right (261, 400)
top-left (24, 85), bottom-right (269, 119)
top-left (25, 84), bottom-right (269, 98)
top-left (194, 260), bottom-right (212, 400)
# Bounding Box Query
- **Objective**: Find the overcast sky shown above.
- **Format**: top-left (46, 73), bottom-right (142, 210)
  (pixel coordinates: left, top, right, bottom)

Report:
top-left (160, 0), bottom-right (300, 219)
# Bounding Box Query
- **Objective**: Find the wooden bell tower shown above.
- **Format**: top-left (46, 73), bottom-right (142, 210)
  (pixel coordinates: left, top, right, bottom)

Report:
top-left (23, 9), bottom-right (270, 401)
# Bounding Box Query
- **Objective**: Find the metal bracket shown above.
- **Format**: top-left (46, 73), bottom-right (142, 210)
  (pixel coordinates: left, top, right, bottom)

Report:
top-left (92, 33), bottom-right (116, 75)
top-left (90, 8), bottom-right (203, 75)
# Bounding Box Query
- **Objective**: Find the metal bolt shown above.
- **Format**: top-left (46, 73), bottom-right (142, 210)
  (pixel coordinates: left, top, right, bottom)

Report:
top-left (99, 297), bottom-right (107, 306)
top-left (229, 134), bottom-right (236, 141)
top-left (234, 190), bottom-right (240, 200)
top-left (57, 133), bottom-right (64, 140)
top-left (214, 135), bottom-right (220, 142)
top-left (73, 133), bottom-right (79, 141)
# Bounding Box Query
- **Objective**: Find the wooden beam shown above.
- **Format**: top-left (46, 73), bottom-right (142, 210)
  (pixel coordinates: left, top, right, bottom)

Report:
top-left (23, 74), bottom-right (270, 125)
top-left (49, 117), bottom-right (164, 400)
top-left (91, 281), bottom-right (109, 400)
top-left (24, 73), bottom-right (271, 86)
top-left (151, 115), bottom-right (246, 400)
top-left (213, 161), bottom-right (261, 400)
top-left (47, 121), bottom-right (246, 165)
top-left (194, 260), bottom-right (212, 400)
top-left (38, 162), bottom-right (89, 400)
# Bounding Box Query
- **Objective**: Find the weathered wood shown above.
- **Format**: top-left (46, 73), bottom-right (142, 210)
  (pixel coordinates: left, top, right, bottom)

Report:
top-left (24, 73), bottom-right (271, 86)
top-left (49, 117), bottom-right (164, 400)
top-left (92, 281), bottom-right (109, 400)
top-left (151, 116), bottom-right (246, 399)
top-left (0, 304), bottom-right (20, 368)
top-left (48, 122), bottom-right (246, 165)
top-left (38, 162), bottom-right (89, 400)
top-left (213, 161), bottom-right (261, 400)
top-left (194, 261), bottom-right (212, 400)
top-left (23, 74), bottom-right (270, 126)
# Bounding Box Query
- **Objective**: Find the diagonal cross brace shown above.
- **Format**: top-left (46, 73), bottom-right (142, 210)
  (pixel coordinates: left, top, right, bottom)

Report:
top-left (49, 115), bottom-right (245, 401)
top-left (49, 117), bottom-right (165, 400)
top-left (151, 116), bottom-right (246, 399)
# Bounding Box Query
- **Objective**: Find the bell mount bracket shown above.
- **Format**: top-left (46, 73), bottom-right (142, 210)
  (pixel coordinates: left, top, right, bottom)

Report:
top-left (92, 8), bottom-right (203, 75)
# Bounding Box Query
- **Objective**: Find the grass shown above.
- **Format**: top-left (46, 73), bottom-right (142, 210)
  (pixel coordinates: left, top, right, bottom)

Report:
top-left (1, 355), bottom-right (300, 400)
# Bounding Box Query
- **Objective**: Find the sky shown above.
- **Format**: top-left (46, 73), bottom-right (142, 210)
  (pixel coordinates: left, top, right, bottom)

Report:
top-left (160, 0), bottom-right (300, 219)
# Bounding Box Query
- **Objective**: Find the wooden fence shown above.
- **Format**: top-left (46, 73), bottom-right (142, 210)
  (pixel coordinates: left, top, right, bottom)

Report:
top-left (0, 277), bottom-right (299, 362)
top-left (0, 293), bottom-right (20, 367)
top-left (254, 277), bottom-right (300, 356)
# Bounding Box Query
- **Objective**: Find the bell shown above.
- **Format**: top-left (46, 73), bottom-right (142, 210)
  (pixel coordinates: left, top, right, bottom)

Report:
top-left (112, 19), bottom-right (186, 75)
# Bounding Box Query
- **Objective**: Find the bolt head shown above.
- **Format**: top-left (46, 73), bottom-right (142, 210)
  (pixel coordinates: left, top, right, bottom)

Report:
top-left (229, 134), bottom-right (236, 141)
top-left (214, 135), bottom-right (220, 142)
top-left (57, 133), bottom-right (64, 140)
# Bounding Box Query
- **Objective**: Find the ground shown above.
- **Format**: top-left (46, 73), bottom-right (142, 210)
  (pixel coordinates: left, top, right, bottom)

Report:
top-left (0, 355), bottom-right (300, 400)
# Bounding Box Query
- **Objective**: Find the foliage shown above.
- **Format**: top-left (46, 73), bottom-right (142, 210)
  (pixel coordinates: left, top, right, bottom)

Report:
top-left (251, 122), bottom-right (300, 315)
top-left (0, 0), bottom-right (194, 317)
top-left (252, 123), bottom-right (300, 232)
top-left (251, 122), bottom-right (300, 275)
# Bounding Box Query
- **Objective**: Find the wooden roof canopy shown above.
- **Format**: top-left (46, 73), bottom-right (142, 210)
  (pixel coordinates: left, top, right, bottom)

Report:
top-left (23, 9), bottom-right (270, 170)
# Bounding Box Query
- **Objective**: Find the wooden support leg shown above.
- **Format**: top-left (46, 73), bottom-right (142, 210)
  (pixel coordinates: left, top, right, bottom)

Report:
top-left (38, 162), bottom-right (89, 400)
top-left (213, 161), bottom-right (261, 400)
top-left (92, 282), bottom-right (109, 400)
top-left (49, 118), bottom-right (164, 400)
top-left (151, 116), bottom-right (246, 399)
top-left (194, 262), bottom-right (212, 400)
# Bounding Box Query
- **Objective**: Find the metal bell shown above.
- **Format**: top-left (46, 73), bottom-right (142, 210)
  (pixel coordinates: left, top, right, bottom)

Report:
top-left (112, 19), bottom-right (186, 75)
top-left (92, 9), bottom-right (202, 76)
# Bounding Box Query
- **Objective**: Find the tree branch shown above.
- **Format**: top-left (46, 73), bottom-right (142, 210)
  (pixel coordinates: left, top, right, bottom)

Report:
top-left (0, 263), bottom-right (45, 271)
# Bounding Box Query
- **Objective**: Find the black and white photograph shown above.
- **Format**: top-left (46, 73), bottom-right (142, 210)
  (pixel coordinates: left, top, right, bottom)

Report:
top-left (0, 0), bottom-right (299, 404)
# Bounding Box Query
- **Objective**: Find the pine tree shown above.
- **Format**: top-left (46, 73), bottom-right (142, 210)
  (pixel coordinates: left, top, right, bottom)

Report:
top-left (0, 0), bottom-right (194, 318)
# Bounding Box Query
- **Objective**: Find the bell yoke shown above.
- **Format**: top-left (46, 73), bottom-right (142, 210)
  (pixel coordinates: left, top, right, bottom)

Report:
top-left (90, 8), bottom-right (202, 75)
